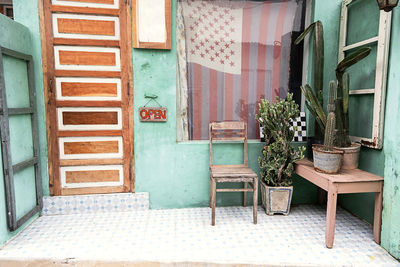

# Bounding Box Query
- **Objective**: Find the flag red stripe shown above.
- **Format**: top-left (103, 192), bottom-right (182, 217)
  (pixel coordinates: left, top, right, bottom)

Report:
top-left (193, 63), bottom-right (202, 140)
top-left (240, 2), bottom-right (253, 126)
top-left (256, 2), bottom-right (271, 138)
top-left (224, 73), bottom-right (234, 121)
top-left (209, 69), bottom-right (218, 123)
top-left (272, 1), bottom-right (289, 102)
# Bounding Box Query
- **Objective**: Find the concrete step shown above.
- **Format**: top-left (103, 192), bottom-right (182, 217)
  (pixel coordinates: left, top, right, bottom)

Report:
top-left (42, 192), bottom-right (149, 216)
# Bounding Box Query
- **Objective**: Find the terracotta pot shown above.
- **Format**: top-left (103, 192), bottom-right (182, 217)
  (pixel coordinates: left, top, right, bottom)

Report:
top-left (312, 144), bottom-right (344, 174)
top-left (260, 180), bottom-right (293, 216)
top-left (336, 143), bottom-right (361, 170)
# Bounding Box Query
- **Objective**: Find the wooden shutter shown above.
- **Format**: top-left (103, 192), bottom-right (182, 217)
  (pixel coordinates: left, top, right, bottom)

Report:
top-left (40, 0), bottom-right (134, 195)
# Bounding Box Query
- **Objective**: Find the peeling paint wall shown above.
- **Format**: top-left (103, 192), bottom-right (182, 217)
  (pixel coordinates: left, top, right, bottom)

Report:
top-left (312, 0), bottom-right (400, 259)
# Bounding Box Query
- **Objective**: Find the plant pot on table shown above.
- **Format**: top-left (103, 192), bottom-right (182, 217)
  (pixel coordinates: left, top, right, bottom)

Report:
top-left (312, 144), bottom-right (344, 174)
top-left (335, 143), bottom-right (361, 170)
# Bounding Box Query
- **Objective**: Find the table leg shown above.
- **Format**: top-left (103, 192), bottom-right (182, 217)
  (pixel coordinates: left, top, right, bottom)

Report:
top-left (373, 181), bottom-right (383, 244)
top-left (209, 175), bottom-right (212, 208)
top-left (243, 182), bottom-right (248, 207)
top-left (326, 183), bottom-right (338, 248)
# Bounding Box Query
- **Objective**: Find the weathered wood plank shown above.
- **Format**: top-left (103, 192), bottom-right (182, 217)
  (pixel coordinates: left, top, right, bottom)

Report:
top-left (62, 111), bottom-right (118, 125)
top-left (60, 81), bottom-right (118, 97)
top-left (57, 18), bottom-right (115, 36)
top-left (63, 140), bottom-right (119, 154)
top-left (66, 169), bottom-right (120, 183)
top-left (60, 158), bottom-right (123, 166)
top-left (58, 51), bottom-right (116, 66)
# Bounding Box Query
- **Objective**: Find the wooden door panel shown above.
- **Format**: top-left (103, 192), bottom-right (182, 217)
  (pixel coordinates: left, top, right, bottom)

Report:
top-left (54, 46), bottom-right (121, 71)
top-left (59, 136), bottom-right (123, 159)
top-left (56, 77), bottom-right (121, 100)
top-left (60, 165), bottom-right (123, 188)
top-left (58, 108), bottom-right (122, 130)
top-left (42, 0), bottom-right (133, 195)
top-left (53, 14), bottom-right (120, 40)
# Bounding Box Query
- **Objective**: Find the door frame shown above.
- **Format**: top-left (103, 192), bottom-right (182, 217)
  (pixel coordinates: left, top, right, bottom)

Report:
top-left (38, 0), bottom-right (134, 195)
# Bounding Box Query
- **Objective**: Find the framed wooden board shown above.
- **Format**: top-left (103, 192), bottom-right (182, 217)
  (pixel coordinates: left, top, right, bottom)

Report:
top-left (132, 0), bottom-right (171, 49)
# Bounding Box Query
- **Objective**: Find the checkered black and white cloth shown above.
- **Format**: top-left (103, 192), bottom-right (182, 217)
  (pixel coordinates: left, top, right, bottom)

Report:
top-left (260, 112), bottom-right (307, 142)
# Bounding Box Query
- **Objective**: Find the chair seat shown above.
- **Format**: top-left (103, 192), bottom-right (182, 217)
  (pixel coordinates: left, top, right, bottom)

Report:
top-left (210, 165), bottom-right (257, 178)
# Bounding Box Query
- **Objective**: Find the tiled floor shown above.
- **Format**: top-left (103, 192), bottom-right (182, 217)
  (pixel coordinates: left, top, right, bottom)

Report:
top-left (0, 205), bottom-right (398, 266)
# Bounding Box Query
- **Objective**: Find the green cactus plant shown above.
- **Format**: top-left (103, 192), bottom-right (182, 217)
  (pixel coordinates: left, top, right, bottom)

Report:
top-left (256, 93), bottom-right (305, 187)
top-left (335, 47), bottom-right (371, 147)
top-left (296, 18), bottom-right (371, 149)
top-left (324, 81), bottom-right (336, 150)
top-left (295, 20), bottom-right (324, 140)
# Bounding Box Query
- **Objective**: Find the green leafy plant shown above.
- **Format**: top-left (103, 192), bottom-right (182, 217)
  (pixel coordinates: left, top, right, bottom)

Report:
top-left (295, 20), bottom-right (324, 140)
top-left (256, 93), bottom-right (305, 187)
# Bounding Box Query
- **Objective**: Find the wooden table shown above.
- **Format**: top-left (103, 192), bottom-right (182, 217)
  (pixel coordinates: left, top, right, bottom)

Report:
top-left (294, 159), bottom-right (384, 248)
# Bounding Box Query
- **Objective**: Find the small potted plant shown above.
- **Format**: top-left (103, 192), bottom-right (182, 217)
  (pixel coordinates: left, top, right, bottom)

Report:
top-left (301, 47), bottom-right (371, 170)
top-left (256, 93), bottom-right (305, 216)
top-left (312, 82), bottom-right (344, 174)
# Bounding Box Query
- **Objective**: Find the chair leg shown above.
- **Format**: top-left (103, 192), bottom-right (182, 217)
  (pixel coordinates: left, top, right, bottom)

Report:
top-left (209, 175), bottom-right (212, 208)
top-left (253, 177), bottom-right (258, 224)
top-left (211, 178), bottom-right (216, 226)
top-left (243, 182), bottom-right (248, 207)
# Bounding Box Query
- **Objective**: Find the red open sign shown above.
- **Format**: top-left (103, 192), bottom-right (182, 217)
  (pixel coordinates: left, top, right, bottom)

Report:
top-left (139, 107), bottom-right (167, 122)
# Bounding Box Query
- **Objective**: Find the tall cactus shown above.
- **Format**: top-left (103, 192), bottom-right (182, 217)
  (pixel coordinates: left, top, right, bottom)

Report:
top-left (335, 47), bottom-right (371, 147)
top-left (295, 20), bottom-right (324, 140)
top-left (324, 81), bottom-right (336, 150)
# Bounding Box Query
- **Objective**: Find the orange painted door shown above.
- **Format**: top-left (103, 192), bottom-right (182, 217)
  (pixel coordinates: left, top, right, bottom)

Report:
top-left (41, 0), bottom-right (133, 195)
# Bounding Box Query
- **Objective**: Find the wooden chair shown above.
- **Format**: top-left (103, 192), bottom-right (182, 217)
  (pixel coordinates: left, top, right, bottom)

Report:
top-left (209, 121), bottom-right (258, 226)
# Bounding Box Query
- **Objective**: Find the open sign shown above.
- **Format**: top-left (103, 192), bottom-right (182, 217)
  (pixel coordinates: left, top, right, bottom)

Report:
top-left (139, 107), bottom-right (167, 122)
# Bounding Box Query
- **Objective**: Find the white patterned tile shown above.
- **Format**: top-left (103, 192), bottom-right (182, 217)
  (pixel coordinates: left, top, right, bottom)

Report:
top-left (42, 192), bottom-right (149, 215)
top-left (0, 205), bottom-right (399, 266)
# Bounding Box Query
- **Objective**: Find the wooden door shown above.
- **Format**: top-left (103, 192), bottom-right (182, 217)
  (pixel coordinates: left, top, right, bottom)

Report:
top-left (40, 0), bottom-right (133, 195)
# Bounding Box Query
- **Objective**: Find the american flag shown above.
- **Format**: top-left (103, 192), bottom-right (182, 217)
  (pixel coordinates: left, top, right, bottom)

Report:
top-left (181, 0), bottom-right (299, 140)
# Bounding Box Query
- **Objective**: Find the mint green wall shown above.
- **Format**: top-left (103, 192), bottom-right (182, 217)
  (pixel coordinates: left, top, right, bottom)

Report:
top-left (312, 0), bottom-right (400, 259)
top-left (13, 0), bottom-right (49, 197)
top-left (0, 0), bottom-right (49, 246)
top-left (381, 6), bottom-right (400, 259)
top-left (133, 0), bottom-right (317, 209)
top-left (0, 14), bottom-right (39, 246)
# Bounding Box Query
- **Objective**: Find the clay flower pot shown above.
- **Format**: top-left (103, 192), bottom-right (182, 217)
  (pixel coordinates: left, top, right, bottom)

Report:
top-left (336, 143), bottom-right (361, 170)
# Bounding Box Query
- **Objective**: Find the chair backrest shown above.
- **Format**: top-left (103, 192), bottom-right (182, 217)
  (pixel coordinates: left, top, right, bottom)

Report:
top-left (209, 121), bottom-right (248, 167)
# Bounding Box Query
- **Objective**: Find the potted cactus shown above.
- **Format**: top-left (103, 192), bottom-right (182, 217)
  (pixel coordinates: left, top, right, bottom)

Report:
top-left (295, 21), bottom-right (324, 158)
top-left (256, 93), bottom-right (305, 215)
top-left (312, 82), bottom-right (344, 174)
top-left (301, 46), bottom-right (371, 170)
top-left (333, 48), bottom-right (371, 169)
